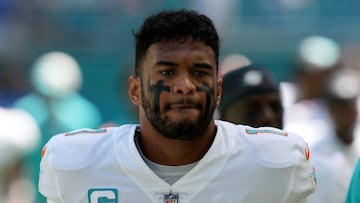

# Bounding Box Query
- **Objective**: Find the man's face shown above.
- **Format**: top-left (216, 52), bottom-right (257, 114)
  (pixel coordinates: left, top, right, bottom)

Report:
top-left (330, 101), bottom-right (358, 144)
top-left (221, 92), bottom-right (283, 129)
top-left (137, 39), bottom-right (221, 140)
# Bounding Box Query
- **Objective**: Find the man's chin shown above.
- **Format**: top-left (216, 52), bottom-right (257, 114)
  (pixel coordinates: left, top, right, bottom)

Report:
top-left (159, 120), bottom-right (203, 140)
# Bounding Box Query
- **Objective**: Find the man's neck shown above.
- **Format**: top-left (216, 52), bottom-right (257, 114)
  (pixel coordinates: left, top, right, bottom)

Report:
top-left (137, 122), bottom-right (217, 166)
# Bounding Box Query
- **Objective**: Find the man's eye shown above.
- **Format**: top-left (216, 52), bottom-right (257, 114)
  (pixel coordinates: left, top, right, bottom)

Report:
top-left (160, 70), bottom-right (175, 75)
top-left (194, 71), bottom-right (208, 76)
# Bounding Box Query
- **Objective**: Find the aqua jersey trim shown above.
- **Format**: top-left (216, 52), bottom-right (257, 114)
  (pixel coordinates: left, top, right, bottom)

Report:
top-left (246, 128), bottom-right (288, 137)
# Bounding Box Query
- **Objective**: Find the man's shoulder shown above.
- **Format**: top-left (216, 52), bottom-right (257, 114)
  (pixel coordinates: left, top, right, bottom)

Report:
top-left (244, 126), bottom-right (309, 168)
top-left (46, 125), bottom-right (135, 147)
top-left (216, 120), bottom-right (310, 168)
top-left (41, 125), bottom-right (136, 170)
top-left (216, 120), bottom-right (305, 143)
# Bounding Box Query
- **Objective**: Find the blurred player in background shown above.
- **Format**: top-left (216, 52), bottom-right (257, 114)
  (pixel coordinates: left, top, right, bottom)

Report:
top-left (0, 107), bottom-right (40, 203)
top-left (218, 64), bottom-right (283, 129)
top-left (38, 9), bottom-right (315, 202)
top-left (346, 159), bottom-right (360, 203)
top-left (283, 35), bottom-right (342, 146)
top-left (308, 69), bottom-right (360, 203)
top-left (14, 51), bottom-right (103, 202)
top-left (15, 51), bottom-right (103, 135)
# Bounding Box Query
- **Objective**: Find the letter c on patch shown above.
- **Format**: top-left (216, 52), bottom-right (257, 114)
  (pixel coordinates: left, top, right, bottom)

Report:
top-left (88, 188), bottom-right (118, 203)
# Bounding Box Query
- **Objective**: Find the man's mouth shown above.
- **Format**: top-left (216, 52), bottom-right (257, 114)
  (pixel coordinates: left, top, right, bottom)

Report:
top-left (169, 103), bottom-right (198, 110)
top-left (165, 99), bottom-right (201, 111)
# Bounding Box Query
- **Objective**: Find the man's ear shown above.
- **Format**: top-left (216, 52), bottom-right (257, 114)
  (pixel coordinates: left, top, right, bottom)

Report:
top-left (216, 78), bottom-right (222, 106)
top-left (128, 75), bottom-right (141, 106)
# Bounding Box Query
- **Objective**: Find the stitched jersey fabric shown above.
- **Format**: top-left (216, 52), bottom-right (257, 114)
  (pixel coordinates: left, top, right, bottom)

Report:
top-left (39, 120), bottom-right (316, 203)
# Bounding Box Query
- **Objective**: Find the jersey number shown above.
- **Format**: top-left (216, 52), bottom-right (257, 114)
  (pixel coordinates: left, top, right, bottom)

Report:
top-left (245, 128), bottom-right (288, 137)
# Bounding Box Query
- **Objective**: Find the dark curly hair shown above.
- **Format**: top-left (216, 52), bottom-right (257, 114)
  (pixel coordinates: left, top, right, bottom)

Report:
top-left (133, 9), bottom-right (220, 77)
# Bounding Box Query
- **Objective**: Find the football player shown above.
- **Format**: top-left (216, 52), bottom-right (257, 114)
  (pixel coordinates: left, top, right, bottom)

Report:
top-left (39, 9), bottom-right (316, 203)
top-left (218, 64), bottom-right (283, 129)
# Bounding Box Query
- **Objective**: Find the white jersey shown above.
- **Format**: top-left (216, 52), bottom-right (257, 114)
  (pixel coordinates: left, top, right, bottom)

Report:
top-left (39, 120), bottom-right (316, 203)
top-left (308, 134), bottom-right (360, 203)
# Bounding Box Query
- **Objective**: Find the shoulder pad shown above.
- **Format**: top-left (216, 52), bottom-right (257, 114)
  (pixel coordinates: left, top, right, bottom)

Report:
top-left (244, 126), bottom-right (309, 168)
top-left (43, 128), bottom-right (113, 170)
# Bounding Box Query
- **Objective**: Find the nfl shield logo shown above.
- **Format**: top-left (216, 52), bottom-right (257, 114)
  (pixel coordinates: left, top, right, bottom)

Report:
top-left (165, 193), bottom-right (178, 203)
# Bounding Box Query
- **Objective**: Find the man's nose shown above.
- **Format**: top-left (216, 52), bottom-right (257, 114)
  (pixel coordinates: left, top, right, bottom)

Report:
top-left (172, 74), bottom-right (196, 95)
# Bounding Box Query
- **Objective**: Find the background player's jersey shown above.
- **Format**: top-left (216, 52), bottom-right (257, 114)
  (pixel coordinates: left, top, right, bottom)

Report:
top-left (346, 159), bottom-right (360, 203)
top-left (39, 120), bottom-right (316, 203)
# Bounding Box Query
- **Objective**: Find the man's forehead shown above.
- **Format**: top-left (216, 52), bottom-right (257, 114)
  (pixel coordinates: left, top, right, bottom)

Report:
top-left (151, 41), bottom-right (215, 59)
top-left (148, 39), bottom-right (213, 53)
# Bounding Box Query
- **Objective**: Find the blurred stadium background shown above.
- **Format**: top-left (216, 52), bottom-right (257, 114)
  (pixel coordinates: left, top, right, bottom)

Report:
top-left (1, 0), bottom-right (360, 202)
top-left (2, 0), bottom-right (360, 123)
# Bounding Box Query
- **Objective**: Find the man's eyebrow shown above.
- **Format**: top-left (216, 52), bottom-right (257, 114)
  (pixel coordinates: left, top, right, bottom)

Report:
top-left (155, 60), bottom-right (177, 67)
top-left (194, 62), bottom-right (213, 69)
top-left (155, 61), bottom-right (213, 70)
